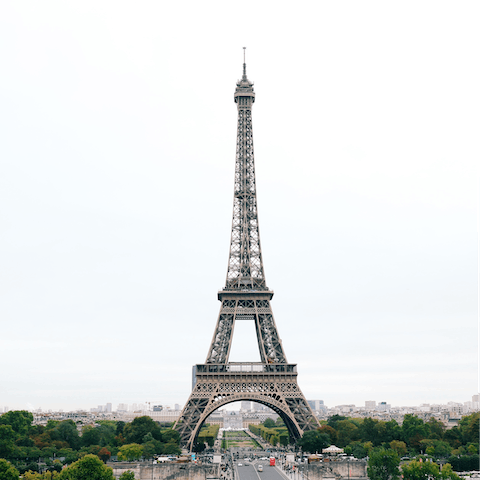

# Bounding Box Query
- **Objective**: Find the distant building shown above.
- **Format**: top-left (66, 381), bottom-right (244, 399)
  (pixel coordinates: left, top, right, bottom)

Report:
top-left (241, 401), bottom-right (252, 411)
top-left (365, 401), bottom-right (376, 410)
top-left (223, 411), bottom-right (243, 429)
top-left (308, 400), bottom-right (326, 412)
top-left (105, 403), bottom-right (112, 413)
top-left (153, 405), bottom-right (163, 412)
top-left (376, 402), bottom-right (391, 412)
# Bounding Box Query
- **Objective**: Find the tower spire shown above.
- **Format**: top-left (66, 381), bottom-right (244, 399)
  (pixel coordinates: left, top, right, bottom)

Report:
top-left (243, 46), bottom-right (247, 79)
top-left (228, 52), bottom-right (260, 290)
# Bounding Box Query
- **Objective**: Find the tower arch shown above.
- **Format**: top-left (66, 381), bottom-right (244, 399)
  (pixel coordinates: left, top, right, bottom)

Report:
top-left (188, 394), bottom-right (303, 449)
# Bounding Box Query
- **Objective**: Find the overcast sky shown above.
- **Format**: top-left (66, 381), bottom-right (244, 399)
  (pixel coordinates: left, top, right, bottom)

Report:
top-left (1, 1), bottom-right (479, 413)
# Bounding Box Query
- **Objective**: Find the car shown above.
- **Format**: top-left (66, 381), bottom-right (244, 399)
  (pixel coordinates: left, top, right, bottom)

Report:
top-left (237, 463), bottom-right (243, 467)
top-left (258, 465), bottom-right (263, 472)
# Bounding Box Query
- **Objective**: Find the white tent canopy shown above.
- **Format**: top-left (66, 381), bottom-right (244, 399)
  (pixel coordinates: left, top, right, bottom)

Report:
top-left (322, 445), bottom-right (344, 454)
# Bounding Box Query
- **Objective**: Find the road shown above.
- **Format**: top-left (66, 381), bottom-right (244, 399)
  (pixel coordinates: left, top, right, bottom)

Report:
top-left (234, 459), bottom-right (287, 480)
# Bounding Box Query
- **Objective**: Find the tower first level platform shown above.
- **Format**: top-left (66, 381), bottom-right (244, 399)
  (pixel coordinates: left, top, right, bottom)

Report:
top-left (175, 362), bottom-right (318, 449)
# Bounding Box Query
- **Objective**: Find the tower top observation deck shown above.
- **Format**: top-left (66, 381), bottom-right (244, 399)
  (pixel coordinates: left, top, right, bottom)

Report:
top-left (234, 47), bottom-right (255, 105)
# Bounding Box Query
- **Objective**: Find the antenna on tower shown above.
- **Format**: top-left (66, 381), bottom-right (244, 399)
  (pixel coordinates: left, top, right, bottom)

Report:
top-left (243, 47), bottom-right (247, 78)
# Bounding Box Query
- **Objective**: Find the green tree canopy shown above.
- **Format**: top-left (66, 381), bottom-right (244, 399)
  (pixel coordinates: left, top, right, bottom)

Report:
top-left (55, 421), bottom-right (80, 450)
top-left (318, 425), bottom-right (337, 444)
top-left (0, 459), bottom-right (20, 480)
top-left (402, 460), bottom-right (440, 480)
top-left (367, 448), bottom-right (401, 480)
top-left (298, 430), bottom-right (330, 453)
top-left (123, 417), bottom-right (161, 444)
top-left (263, 418), bottom-right (276, 428)
top-left (360, 418), bottom-right (379, 444)
top-left (118, 443), bottom-right (143, 462)
top-left (336, 419), bottom-right (360, 447)
top-left (402, 415), bottom-right (429, 450)
top-left (440, 463), bottom-right (461, 480)
top-left (162, 441), bottom-right (181, 455)
top-left (58, 454), bottom-right (114, 480)
top-left (80, 426), bottom-right (101, 447)
top-left (161, 429), bottom-right (180, 444)
top-left (426, 418), bottom-right (445, 440)
top-left (119, 471), bottom-right (135, 480)
top-left (0, 411), bottom-right (34, 436)
top-left (115, 422), bottom-right (126, 436)
top-left (327, 415), bottom-right (348, 430)
top-left (0, 424), bottom-right (16, 459)
top-left (389, 440), bottom-right (407, 456)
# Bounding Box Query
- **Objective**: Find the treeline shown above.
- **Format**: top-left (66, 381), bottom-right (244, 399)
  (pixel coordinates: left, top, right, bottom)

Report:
top-left (297, 412), bottom-right (479, 471)
top-left (0, 411), bottom-right (181, 475)
top-left (249, 417), bottom-right (290, 446)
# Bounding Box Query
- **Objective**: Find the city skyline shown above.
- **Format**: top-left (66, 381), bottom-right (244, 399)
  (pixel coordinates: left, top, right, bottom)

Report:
top-left (1, 2), bottom-right (478, 412)
top-left (4, 395), bottom-right (479, 415)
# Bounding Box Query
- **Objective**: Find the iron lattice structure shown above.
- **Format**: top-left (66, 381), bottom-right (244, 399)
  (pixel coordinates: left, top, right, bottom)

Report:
top-left (174, 58), bottom-right (319, 450)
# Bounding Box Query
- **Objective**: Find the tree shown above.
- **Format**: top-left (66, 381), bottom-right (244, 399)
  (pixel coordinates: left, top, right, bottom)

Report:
top-left (318, 425), bottom-right (337, 444)
top-left (336, 419), bottom-right (360, 447)
top-left (119, 471), bottom-right (135, 480)
top-left (0, 424), bottom-right (16, 459)
top-left (427, 418), bottom-right (445, 440)
top-left (360, 418), bottom-right (379, 444)
top-left (350, 442), bottom-right (373, 459)
top-left (115, 422), bottom-right (126, 436)
top-left (327, 415), bottom-right (348, 430)
top-left (367, 448), bottom-right (401, 480)
top-left (389, 440), bottom-right (407, 456)
top-left (402, 415), bottom-right (429, 451)
top-left (434, 441), bottom-right (452, 458)
top-left (58, 454), bottom-right (114, 480)
top-left (0, 411), bottom-right (34, 436)
top-left (96, 424), bottom-right (116, 447)
top-left (440, 463), bottom-right (461, 480)
top-left (81, 426), bottom-right (101, 447)
top-left (263, 418), bottom-right (276, 428)
top-left (298, 430), bottom-right (330, 453)
top-left (55, 421), bottom-right (80, 450)
top-left (467, 417), bottom-right (480, 443)
top-left (161, 429), bottom-right (180, 444)
top-left (162, 441), bottom-right (181, 455)
top-left (98, 447), bottom-right (111, 462)
top-left (402, 460), bottom-right (440, 480)
top-left (142, 441), bottom-right (157, 459)
top-left (23, 472), bottom-right (60, 480)
top-left (275, 417), bottom-right (285, 427)
top-left (118, 444), bottom-right (143, 462)
top-left (444, 428), bottom-right (462, 449)
top-left (123, 417), bottom-right (161, 444)
top-left (0, 459), bottom-right (20, 480)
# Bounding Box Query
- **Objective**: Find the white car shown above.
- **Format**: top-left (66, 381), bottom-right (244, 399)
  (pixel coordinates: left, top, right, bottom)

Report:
top-left (258, 465), bottom-right (263, 472)
top-left (237, 463), bottom-right (243, 467)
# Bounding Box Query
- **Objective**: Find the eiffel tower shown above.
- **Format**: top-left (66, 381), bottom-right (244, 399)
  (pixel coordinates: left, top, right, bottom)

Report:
top-left (174, 51), bottom-right (319, 450)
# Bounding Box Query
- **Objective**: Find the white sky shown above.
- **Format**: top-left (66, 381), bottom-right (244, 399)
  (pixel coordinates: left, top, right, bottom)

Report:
top-left (0, 1), bottom-right (478, 413)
